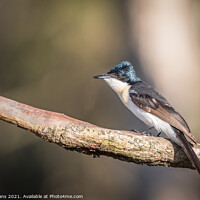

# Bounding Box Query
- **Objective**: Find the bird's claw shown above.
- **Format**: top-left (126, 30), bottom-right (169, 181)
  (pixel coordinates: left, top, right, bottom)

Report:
top-left (130, 129), bottom-right (152, 136)
top-left (130, 129), bottom-right (140, 133)
top-left (141, 131), bottom-right (152, 136)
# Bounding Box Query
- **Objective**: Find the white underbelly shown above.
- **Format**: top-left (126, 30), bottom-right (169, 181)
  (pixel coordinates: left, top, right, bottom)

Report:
top-left (104, 78), bottom-right (180, 145)
top-left (119, 93), bottom-right (180, 145)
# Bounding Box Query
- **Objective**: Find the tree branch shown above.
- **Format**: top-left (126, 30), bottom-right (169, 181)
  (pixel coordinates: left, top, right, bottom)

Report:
top-left (0, 96), bottom-right (199, 170)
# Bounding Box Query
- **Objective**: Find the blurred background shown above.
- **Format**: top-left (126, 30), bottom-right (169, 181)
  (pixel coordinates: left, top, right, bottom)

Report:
top-left (0, 0), bottom-right (200, 199)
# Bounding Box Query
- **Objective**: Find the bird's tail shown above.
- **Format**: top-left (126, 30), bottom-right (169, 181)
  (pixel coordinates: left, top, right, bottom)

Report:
top-left (173, 127), bottom-right (200, 174)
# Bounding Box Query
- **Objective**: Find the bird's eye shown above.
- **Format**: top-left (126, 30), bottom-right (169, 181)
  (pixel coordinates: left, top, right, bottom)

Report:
top-left (115, 71), bottom-right (121, 76)
top-left (121, 65), bottom-right (129, 70)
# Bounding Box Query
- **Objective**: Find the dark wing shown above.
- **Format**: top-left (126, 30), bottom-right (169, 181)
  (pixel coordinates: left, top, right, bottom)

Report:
top-left (130, 81), bottom-right (197, 143)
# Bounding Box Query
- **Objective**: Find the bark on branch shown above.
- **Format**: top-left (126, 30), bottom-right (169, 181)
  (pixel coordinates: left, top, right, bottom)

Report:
top-left (0, 96), bottom-right (199, 170)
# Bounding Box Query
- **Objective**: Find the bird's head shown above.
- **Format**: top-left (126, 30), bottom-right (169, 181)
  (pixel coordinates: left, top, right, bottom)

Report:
top-left (94, 61), bottom-right (140, 93)
top-left (94, 61), bottom-right (140, 84)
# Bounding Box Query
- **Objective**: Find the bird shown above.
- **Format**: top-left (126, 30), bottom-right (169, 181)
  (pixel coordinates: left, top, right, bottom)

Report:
top-left (94, 61), bottom-right (200, 174)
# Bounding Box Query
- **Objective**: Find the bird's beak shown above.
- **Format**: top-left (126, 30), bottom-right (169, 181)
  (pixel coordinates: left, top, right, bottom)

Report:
top-left (93, 74), bottom-right (110, 79)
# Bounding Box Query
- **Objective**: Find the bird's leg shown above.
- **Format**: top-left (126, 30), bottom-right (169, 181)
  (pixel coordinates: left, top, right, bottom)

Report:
top-left (130, 129), bottom-right (140, 133)
top-left (140, 127), bottom-right (154, 136)
top-left (156, 132), bottom-right (161, 137)
top-left (142, 127), bottom-right (154, 134)
top-left (130, 127), bottom-right (154, 136)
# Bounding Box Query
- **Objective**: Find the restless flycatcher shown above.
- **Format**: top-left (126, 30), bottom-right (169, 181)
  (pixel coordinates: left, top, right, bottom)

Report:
top-left (94, 61), bottom-right (200, 174)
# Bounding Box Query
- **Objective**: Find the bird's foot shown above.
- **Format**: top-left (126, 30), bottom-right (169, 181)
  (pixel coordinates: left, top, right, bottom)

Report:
top-left (141, 131), bottom-right (152, 136)
top-left (130, 129), bottom-right (140, 133)
top-left (141, 127), bottom-right (154, 136)
top-left (130, 129), bottom-right (152, 136)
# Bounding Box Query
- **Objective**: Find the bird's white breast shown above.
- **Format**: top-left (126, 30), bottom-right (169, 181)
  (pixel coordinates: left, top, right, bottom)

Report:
top-left (104, 78), bottom-right (129, 94)
top-left (104, 78), bottom-right (180, 144)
